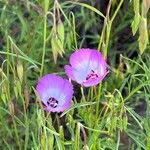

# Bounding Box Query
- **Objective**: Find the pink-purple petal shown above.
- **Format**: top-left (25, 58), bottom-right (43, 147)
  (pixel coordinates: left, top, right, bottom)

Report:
top-left (70, 48), bottom-right (92, 70)
top-left (36, 74), bottom-right (73, 112)
top-left (64, 65), bottom-right (76, 80)
top-left (57, 79), bottom-right (73, 106)
top-left (65, 48), bottom-right (108, 87)
top-left (36, 74), bottom-right (64, 104)
top-left (65, 65), bottom-right (89, 84)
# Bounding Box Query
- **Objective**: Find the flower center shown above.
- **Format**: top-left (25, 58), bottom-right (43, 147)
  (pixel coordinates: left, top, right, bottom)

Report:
top-left (86, 70), bottom-right (98, 81)
top-left (47, 97), bottom-right (58, 108)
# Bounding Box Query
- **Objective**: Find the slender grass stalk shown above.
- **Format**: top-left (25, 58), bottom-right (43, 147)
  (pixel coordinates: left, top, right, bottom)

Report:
top-left (104, 0), bottom-right (124, 57)
top-left (98, 0), bottom-right (124, 58)
top-left (6, 31), bottom-right (9, 82)
top-left (74, 122), bottom-right (80, 150)
top-left (95, 84), bottom-right (102, 120)
top-left (17, 82), bottom-right (29, 150)
top-left (71, 12), bottom-right (78, 49)
top-left (40, 14), bottom-right (47, 76)
top-left (81, 86), bottom-right (86, 102)
top-left (24, 121), bottom-right (29, 150)
top-left (110, 0), bottom-right (124, 23)
top-left (13, 119), bottom-right (22, 150)
top-left (3, 139), bottom-right (12, 150)
top-left (116, 131), bottom-right (120, 150)
top-left (6, 31), bottom-right (10, 100)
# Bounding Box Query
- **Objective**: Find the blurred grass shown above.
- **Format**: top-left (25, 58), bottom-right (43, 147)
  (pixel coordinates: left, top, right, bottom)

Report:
top-left (0, 0), bottom-right (150, 149)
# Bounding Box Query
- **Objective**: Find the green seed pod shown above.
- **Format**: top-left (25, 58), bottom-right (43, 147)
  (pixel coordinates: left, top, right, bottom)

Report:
top-left (17, 61), bottom-right (23, 84)
top-left (8, 101), bottom-right (15, 118)
top-left (138, 17), bottom-right (149, 54)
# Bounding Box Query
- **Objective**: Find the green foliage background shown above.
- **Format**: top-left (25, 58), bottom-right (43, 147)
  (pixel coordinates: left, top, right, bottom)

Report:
top-left (0, 0), bottom-right (150, 149)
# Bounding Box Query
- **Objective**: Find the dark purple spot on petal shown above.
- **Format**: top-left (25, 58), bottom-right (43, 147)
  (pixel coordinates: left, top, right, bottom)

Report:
top-left (47, 97), bottom-right (58, 108)
top-left (86, 70), bottom-right (99, 81)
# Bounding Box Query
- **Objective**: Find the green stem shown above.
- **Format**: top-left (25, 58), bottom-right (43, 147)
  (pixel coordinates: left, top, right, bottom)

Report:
top-left (110, 0), bottom-right (124, 23)
top-left (13, 119), bottom-right (22, 150)
top-left (103, 21), bottom-right (112, 58)
top-left (95, 84), bottom-right (102, 120)
top-left (6, 31), bottom-right (10, 101)
top-left (98, 0), bottom-right (124, 58)
top-left (97, 21), bottom-right (106, 51)
top-left (40, 14), bottom-right (47, 76)
top-left (72, 13), bottom-right (78, 49)
top-left (81, 86), bottom-right (86, 102)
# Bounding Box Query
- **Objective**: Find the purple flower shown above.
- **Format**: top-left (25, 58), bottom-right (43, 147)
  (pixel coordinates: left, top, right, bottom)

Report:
top-left (65, 48), bottom-right (108, 87)
top-left (36, 74), bottom-right (73, 112)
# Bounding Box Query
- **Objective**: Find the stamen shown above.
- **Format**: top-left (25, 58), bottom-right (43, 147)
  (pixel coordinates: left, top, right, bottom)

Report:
top-left (47, 97), bottom-right (58, 108)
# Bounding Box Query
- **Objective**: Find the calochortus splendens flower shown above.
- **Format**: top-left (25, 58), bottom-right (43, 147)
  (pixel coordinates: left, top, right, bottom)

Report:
top-left (65, 48), bottom-right (108, 87)
top-left (36, 74), bottom-right (73, 112)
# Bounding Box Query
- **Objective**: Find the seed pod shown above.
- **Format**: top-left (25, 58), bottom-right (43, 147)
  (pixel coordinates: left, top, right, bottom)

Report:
top-left (40, 133), bottom-right (46, 150)
top-left (44, 0), bottom-right (50, 13)
top-left (24, 85), bottom-right (30, 108)
top-left (138, 17), bottom-right (148, 54)
top-left (8, 101), bottom-right (15, 118)
top-left (0, 68), bottom-right (8, 104)
top-left (17, 61), bottom-right (23, 84)
top-left (111, 114), bottom-right (117, 131)
top-left (122, 115), bottom-right (128, 131)
top-left (146, 0), bottom-right (150, 13)
top-left (131, 0), bottom-right (141, 35)
top-left (1, 91), bottom-right (7, 104)
top-left (51, 20), bottom-right (65, 63)
top-left (47, 134), bottom-right (54, 150)
top-left (131, 14), bottom-right (141, 35)
top-left (83, 145), bottom-right (90, 150)
top-left (1, 81), bottom-right (8, 104)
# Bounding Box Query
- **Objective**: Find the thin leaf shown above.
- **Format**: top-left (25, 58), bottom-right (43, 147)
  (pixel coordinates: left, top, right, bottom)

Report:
top-left (68, 2), bottom-right (105, 19)
top-left (60, 102), bottom-right (96, 117)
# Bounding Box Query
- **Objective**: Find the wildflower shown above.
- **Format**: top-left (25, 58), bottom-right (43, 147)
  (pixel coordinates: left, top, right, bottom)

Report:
top-left (65, 48), bottom-right (108, 87)
top-left (36, 74), bottom-right (73, 112)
